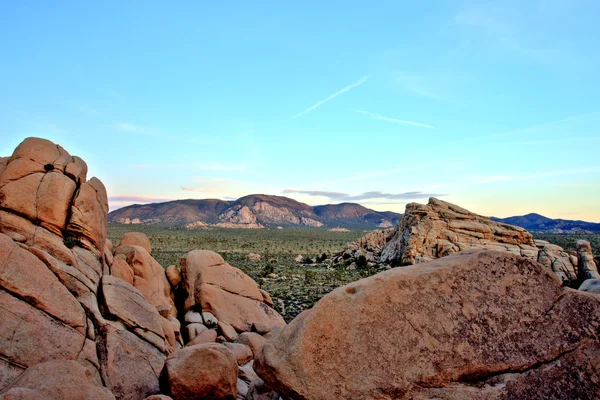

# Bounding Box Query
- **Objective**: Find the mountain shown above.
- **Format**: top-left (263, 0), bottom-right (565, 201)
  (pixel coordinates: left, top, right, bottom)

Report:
top-left (108, 194), bottom-right (401, 229)
top-left (491, 213), bottom-right (600, 233)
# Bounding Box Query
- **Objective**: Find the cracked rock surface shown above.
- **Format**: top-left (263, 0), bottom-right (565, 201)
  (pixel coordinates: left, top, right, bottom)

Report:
top-left (255, 249), bottom-right (600, 400)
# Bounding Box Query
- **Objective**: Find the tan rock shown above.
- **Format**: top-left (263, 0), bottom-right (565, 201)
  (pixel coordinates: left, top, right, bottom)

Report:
top-left (255, 250), bottom-right (600, 399)
top-left (197, 283), bottom-right (285, 332)
top-left (187, 329), bottom-right (218, 346)
top-left (166, 265), bottom-right (181, 287)
top-left (218, 321), bottom-right (239, 342)
top-left (247, 253), bottom-right (261, 262)
top-left (236, 332), bottom-right (266, 358)
top-left (67, 178), bottom-right (108, 252)
top-left (0, 233), bottom-right (86, 332)
top-left (1, 360), bottom-right (114, 400)
top-left (577, 240), bottom-right (599, 280)
top-left (116, 245), bottom-right (174, 311)
top-left (111, 256), bottom-right (134, 285)
top-left (101, 275), bottom-right (166, 346)
top-left (223, 342), bottom-right (253, 365)
top-left (119, 232), bottom-right (152, 254)
top-left (165, 343), bottom-right (238, 400)
top-left (259, 289), bottom-right (274, 307)
top-left (98, 324), bottom-right (165, 400)
top-left (381, 198), bottom-right (536, 265)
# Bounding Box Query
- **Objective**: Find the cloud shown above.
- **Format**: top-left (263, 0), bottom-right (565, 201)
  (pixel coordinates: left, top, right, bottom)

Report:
top-left (108, 195), bottom-right (173, 203)
top-left (283, 189), bottom-right (443, 202)
top-left (293, 75), bottom-right (370, 118)
top-left (352, 109), bottom-right (434, 129)
top-left (134, 162), bottom-right (247, 171)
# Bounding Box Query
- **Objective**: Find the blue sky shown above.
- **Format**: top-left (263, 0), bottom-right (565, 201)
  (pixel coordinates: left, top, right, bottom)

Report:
top-left (1, 0), bottom-right (599, 221)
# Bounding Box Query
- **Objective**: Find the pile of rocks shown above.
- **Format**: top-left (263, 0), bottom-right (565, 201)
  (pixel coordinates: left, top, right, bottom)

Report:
top-left (0, 138), bottom-right (285, 400)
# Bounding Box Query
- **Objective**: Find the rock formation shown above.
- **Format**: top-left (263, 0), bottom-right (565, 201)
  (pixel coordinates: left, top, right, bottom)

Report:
top-left (255, 250), bottom-right (600, 399)
top-left (333, 198), bottom-right (593, 285)
top-left (0, 138), bottom-right (284, 400)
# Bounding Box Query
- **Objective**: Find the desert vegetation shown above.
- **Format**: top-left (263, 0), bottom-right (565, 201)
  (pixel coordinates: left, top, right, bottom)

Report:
top-left (107, 224), bottom-right (382, 320)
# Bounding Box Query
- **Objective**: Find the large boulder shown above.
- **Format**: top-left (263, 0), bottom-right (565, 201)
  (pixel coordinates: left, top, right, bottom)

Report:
top-left (255, 250), bottom-right (600, 399)
top-left (577, 240), bottom-right (599, 280)
top-left (119, 232), bottom-right (152, 254)
top-left (180, 250), bottom-right (285, 332)
top-left (0, 360), bottom-right (115, 400)
top-left (165, 343), bottom-right (238, 399)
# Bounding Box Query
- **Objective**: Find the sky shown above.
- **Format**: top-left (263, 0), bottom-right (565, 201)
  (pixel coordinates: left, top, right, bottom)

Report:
top-left (1, 0), bottom-right (599, 221)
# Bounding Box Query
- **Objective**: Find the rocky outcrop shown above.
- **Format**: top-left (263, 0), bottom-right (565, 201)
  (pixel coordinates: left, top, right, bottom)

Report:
top-left (0, 137), bottom-right (283, 400)
top-left (333, 198), bottom-right (591, 285)
top-left (577, 239), bottom-right (599, 280)
top-left (381, 198), bottom-right (537, 264)
top-left (255, 250), bottom-right (600, 399)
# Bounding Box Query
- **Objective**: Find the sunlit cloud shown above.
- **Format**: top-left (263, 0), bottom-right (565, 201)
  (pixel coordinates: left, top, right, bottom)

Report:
top-left (283, 189), bottom-right (443, 202)
top-left (108, 195), bottom-right (173, 203)
top-left (293, 75), bottom-right (370, 118)
top-left (352, 109), bottom-right (434, 129)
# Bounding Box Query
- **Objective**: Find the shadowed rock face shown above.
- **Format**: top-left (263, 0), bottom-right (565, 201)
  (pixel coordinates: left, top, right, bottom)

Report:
top-left (255, 250), bottom-right (600, 400)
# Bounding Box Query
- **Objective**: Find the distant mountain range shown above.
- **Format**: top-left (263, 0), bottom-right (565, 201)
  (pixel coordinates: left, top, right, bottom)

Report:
top-left (491, 213), bottom-right (600, 233)
top-left (108, 194), bottom-right (401, 229)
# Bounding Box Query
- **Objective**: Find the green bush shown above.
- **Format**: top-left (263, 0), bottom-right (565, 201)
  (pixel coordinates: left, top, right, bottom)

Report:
top-left (356, 254), bottom-right (368, 269)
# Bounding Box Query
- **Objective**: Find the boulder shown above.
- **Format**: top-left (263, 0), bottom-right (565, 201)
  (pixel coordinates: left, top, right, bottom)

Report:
top-left (0, 360), bottom-right (114, 400)
top-left (101, 275), bottom-right (167, 351)
top-left (579, 278), bottom-right (600, 295)
top-left (98, 324), bottom-right (165, 400)
top-left (119, 232), bottom-right (152, 254)
top-left (236, 333), bottom-right (266, 358)
top-left (115, 245), bottom-right (174, 312)
top-left (255, 250), bottom-right (600, 399)
top-left (187, 329), bottom-right (218, 346)
top-left (165, 343), bottom-right (238, 400)
top-left (166, 265), bottom-right (181, 287)
top-left (180, 250), bottom-right (285, 332)
top-left (247, 253), bottom-right (261, 262)
top-left (66, 178), bottom-right (108, 253)
top-left (577, 240), bottom-right (599, 280)
top-left (223, 342), bottom-right (253, 365)
top-left (111, 256), bottom-right (135, 285)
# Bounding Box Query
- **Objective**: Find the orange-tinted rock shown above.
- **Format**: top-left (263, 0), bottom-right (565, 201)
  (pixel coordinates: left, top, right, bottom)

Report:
top-left (381, 198), bottom-right (536, 265)
top-left (98, 324), bottom-right (165, 400)
top-left (0, 233), bottom-right (86, 331)
top-left (236, 333), bottom-right (266, 358)
top-left (217, 321), bottom-right (238, 342)
top-left (223, 342), bottom-right (253, 365)
top-left (111, 256), bottom-right (134, 285)
top-left (101, 276), bottom-right (166, 347)
top-left (0, 289), bottom-right (85, 379)
top-left (255, 250), bottom-right (600, 399)
top-left (119, 232), bottom-right (152, 254)
top-left (67, 178), bottom-right (108, 253)
top-left (165, 343), bottom-right (238, 400)
top-left (197, 283), bottom-right (285, 332)
top-left (187, 329), bottom-right (218, 346)
top-left (116, 245), bottom-right (174, 311)
top-left (166, 265), bottom-right (181, 287)
top-left (1, 360), bottom-right (114, 400)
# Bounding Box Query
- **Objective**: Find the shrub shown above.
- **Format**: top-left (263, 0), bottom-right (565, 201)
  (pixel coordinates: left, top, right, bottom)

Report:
top-left (302, 255), bottom-right (313, 264)
top-left (260, 263), bottom-right (275, 277)
top-left (63, 236), bottom-right (81, 249)
top-left (304, 269), bottom-right (317, 285)
top-left (356, 254), bottom-right (368, 269)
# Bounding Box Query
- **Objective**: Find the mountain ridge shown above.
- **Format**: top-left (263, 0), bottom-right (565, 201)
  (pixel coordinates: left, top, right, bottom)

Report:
top-left (491, 213), bottom-right (600, 233)
top-left (108, 194), bottom-right (401, 229)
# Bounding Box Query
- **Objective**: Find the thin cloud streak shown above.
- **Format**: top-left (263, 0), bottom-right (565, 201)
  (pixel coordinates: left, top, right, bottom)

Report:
top-left (293, 75), bottom-right (370, 118)
top-left (352, 109), bottom-right (434, 128)
top-left (134, 162), bottom-right (247, 171)
top-left (283, 189), bottom-right (444, 202)
top-left (108, 195), bottom-right (173, 203)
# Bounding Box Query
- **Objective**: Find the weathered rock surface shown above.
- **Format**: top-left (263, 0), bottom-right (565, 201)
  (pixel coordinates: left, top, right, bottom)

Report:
top-left (577, 239), bottom-right (599, 280)
top-left (0, 360), bottom-right (115, 400)
top-left (0, 137), bottom-right (283, 399)
top-left (381, 198), bottom-right (537, 264)
top-left (165, 343), bottom-right (238, 400)
top-left (180, 250), bottom-right (285, 332)
top-left (255, 250), bottom-right (600, 399)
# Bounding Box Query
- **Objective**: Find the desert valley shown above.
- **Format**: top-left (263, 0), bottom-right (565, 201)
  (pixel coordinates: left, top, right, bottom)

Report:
top-left (0, 137), bottom-right (599, 400)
